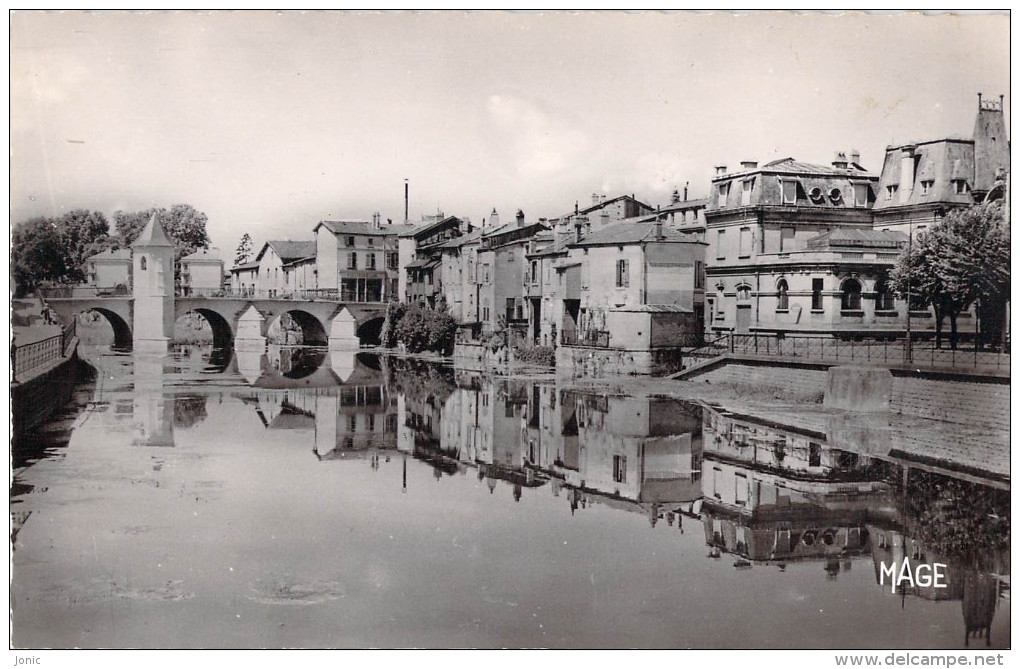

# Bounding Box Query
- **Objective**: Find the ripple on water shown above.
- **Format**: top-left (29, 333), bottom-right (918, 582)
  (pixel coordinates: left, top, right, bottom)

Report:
top-left (246, 575), bottom-right (347, 606)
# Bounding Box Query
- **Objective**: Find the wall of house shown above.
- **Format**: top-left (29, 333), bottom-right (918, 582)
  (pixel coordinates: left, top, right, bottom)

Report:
top-left (285, 260), bottom-right (317, 293)
top-left (89, 261), bottom-right (131, 288)
top-left (316, 229), bottom-right (339, 290)
top-left (232, 268), bottom-right (257, 295)
top-left (397, 237), bottom-right (417, 302)
top-left (257, 249), bottom-right (285, 297)
top-left (184, 261), bottom-right (224, 293)
top-left (555, 344), bottom-right (685, 377)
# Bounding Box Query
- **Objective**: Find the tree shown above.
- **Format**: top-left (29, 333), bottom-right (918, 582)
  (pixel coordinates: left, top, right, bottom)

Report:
top-left (235, 233), bottom-right (253, 266)
top-left (890, 202), bottom-right (1009, 349)
top-left (11, 210), bottom-right (113, 294)
top-left (113, 204), bottom-right (211, 286)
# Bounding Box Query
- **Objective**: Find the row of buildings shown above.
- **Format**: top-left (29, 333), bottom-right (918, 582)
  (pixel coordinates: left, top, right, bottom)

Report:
top-left (83, 94), bottom-right (1009, 363)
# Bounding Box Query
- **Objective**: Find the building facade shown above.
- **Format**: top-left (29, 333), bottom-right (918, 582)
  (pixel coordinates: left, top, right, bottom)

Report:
top-left (314, 217), bottom-right (399, 302)
top-left (179, 248), bottom-right (224, 296)
top-left (84, 248), bottom-right (132, 291)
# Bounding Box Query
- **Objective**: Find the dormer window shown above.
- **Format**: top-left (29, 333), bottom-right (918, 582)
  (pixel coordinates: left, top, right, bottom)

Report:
top-left (886, 184), bottom-right (898, 200)
top-left (920, 180), bottom-right (934, 195)
top-left (781, 180), bottom-right (798, 205)
top-left (954, 179), bottom-right (968, 195)
top-left (741, 178), bottom-right (754, 206)
top-left (853, 183), bottom-right (869, 207)
top-left (717, 182), bottom-right (730, 207)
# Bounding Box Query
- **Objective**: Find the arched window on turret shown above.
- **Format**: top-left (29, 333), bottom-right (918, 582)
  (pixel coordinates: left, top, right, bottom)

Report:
top-left (140, 256), bottom-right (147, 271)
top-left (840, 278), bottom-right (862, 310)
top-left (875, 279), bottom-right (896, 311)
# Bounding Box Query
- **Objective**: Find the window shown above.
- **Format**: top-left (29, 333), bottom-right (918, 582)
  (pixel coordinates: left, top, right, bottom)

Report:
top-left (346, 236), bottom-right (355, 247)
top-left (736, 285), bottom-right (751, 302)
top-left (741, 178), bottom-right (754, 206)
top-left (615, 259), bottom-right (629, 287)
top-left (348, 252), bottom-right (358, 270)
top-left (920, 179), bottom-right (934, 195)
top-left (954, 179), bottom-right (968, 195)
top-left (780, 226), bottom-right (795, 253)
top-left (508, 251), bottom-right (514, 262)
top-left (809, 442), bottom-right (822, 467)
top-left (875, 279), bottom-right (896, 310)
top-left (739, 227), bottom-right (751, 257)
top-left (368, 414), bottom-right (375, 431)
top-left (531, 260), bottom-right (539, 284)
top-left (735, 472), bottom-right (748, 505)
top-left (854, 183), bottom-right (869, 207)
top-left (885, 184), bottom-right (898, 200)
top-left (482, 263), bottom-right (490, 284)
top-left (812, 278), bottom-right (824, 310)
top-left (841, 278), bottom-right (862, 310)
top-left (367, 237), bottom-right (374, 247)
top-left (782, 180), bottom-right (798, 204)
top-left (349, 415), bottom-right (357, 432)
top-left (716, 230), bottom-right (726, 260)
top-left (140, 256), bottom-right (147, 271)
top-left (387, 252), bottom-right (399, 270)
top-left (717, 182), bottom-right (730, 207)
top-left (367, 253), bottom-right (376, 270)
top-left (695, 261), bottom-right (705, 289)
top-left (776, 279), bottom-right (789, 310)
top-left (613, 455), bottom-right (627, 484)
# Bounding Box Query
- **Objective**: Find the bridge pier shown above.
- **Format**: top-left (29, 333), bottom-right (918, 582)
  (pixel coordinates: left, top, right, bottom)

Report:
top-left (328, 308), bottom-right (362, 350)
top-left (235, 305), bottom-right (267, 351)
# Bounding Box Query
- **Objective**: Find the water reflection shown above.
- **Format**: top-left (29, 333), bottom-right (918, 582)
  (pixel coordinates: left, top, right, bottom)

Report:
top-left (12, 345), bottom-right (1010, 649)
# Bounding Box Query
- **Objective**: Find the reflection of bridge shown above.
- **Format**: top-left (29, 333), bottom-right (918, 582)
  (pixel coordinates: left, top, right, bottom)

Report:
top-left (45, 295), bottom-right (388, 350)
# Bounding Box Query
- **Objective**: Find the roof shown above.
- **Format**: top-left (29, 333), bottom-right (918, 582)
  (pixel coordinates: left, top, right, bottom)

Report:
top-left (435, 227), bottom-right (484, 250)
top-left (396, 215), bottom-right (463, 239)
top-left (131, 214), bottom-right (173, 248)
top-left (256, 240), bottom-right (317, 263)
top-left (231, 260), bottom-right (260, 272)
top-left (527, 232), bottom-right (573, 258)
top-left (315, 220), bottom-right (395, 237)
top-left (610, 304), bottom-right (693, 313)
top-left (578, 194), bottom-right (653, 216)
top-left (756, 157), bottom-right (876, 178)
top-left (805, 228), bottom-right (909, 250)
top-left (282, 255), bottom-right (316, 268)
top-left (404, 256), bottom-right (440, 269)
top-left (181, 248), bottom-right (222, 263)
top-left (569, 221), bottom-right (698, 247)
top-left (87, 248), bottom-right (131, 261)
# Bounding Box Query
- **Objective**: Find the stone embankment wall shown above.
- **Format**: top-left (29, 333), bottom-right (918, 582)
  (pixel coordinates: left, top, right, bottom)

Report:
top-left (691, 360), bottom-right (829, 395)
top-left (555, 346), bottom-right (684, 377)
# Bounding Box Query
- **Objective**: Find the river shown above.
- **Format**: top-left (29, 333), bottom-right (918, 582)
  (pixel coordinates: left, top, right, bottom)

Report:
top-left (9, 344), bottom-right (1010, 649)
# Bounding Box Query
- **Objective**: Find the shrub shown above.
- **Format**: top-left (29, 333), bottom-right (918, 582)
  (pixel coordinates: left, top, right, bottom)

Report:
top-left (385, 301), bottom-right (457, 355)
top-left (513, 344), bottom-right (555, 367)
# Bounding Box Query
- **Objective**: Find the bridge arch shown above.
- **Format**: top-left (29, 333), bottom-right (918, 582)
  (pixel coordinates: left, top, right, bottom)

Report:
top-left (356, 316), bottom-right (386, 347)
top-left (175, 308), bottom-right (234, 349)
top-left (268, 309), bottom-right (329, 346)
top-left (82, 307), bottom-right (133, 349)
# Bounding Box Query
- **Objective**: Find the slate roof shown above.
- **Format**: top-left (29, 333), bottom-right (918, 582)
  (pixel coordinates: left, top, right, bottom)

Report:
top-left (315, 220), bottom-right (395, 236)
top-left (256, 240), bottom-right (317, 263)
top-left (181, 248), bottom-right (222, 263)
top-left (569, 221), bottom-right (697, 248)
top-left (434, 227), bottom-right (484, 250)
top-left (578, 194), bottom-right (653, 216)
top-left (87, 248), bottom-right (131, 261)
top-left (231, 260), bottom-right (260, 272)
top-left (131, 214), bottom-right (173, 248)
top-left (396, 215), bottom-right (463, 239)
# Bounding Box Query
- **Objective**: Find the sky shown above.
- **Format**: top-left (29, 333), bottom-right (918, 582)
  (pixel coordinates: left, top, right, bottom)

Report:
top-left (10, 11), bottom-right (1010, 259)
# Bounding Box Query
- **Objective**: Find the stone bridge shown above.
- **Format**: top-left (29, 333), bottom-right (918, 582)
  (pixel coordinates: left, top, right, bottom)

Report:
top-left (45, 295), bottom-right (389, 350)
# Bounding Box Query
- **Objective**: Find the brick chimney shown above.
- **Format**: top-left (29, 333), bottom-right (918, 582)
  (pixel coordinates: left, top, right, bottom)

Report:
top-left (516, 209), bottom-right (525, 228)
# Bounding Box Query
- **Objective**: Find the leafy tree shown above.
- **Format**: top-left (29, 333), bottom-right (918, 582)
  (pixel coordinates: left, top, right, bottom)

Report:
top-left (387, 301), bottom-right (458, 354)
top-left (235, 233), bottom-right (253, 266)
top-left (113, 204), bottom-right (211, 286)
top-left (11, 209), bottom-right (113, 294)
top-left (890, 202), bottom-right (1009, 349)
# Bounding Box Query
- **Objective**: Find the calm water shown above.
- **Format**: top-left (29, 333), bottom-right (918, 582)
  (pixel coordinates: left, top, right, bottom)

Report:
top-left (10, 345), bottom-right (1010, 649)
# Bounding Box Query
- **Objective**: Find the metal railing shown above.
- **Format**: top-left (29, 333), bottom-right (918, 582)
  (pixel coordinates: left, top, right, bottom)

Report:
top-left (11, 320), bottom-right (76, 383)
top-left (560, 329), bottom-right (610, 348)
top-left (682, 332), bottom-right (1010, 373)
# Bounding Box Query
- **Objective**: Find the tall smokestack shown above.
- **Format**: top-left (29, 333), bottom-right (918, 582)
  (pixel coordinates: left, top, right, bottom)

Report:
top-left (404, 179), bottom-right (409, 223)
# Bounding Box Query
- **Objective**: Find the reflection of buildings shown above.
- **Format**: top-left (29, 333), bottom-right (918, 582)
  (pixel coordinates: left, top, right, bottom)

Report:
top-left (313, 386), bottom-right (397, 459)
top-left (699, 404), bottom-right (894, 567)
top-left (131, 353), bottom-right (175, 447)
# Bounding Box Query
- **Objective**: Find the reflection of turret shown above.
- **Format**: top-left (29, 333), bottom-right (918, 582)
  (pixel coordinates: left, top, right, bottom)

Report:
top-left (131, 352), bottom-right (174, 447)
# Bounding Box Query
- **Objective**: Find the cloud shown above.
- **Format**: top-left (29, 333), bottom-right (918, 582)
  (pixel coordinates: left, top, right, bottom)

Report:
top-left (486, 94), bottom-right (589, 176)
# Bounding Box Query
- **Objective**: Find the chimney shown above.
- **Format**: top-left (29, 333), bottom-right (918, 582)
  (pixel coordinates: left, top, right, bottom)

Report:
top-left (715, 165), bottom-right (728, 175)
top-left (740, 160), bottom-right (758, 170)
top-left (404, 179), bottom-right (409, 223)
top-left (684, 181), bottom-right (689, 201)
top-left (850, 149), bottom-right (860, 166)
top-left (574, 222), bottom-right (583, 244)
top-left (832, 152), bottom-right (848, 169)
top-left (372, 212), bottom-right (381, 229)
top-left (516, 209), bottom-right (525, 228)
top-left (592, 193), bottom-right (600, 207)
top-left (671, 189), bottom-right (680, 204)
top-left (899, 146), bottom-right (916, 203)
top-left (653, 220), bottom-right (663, 241)
top-left (489, 208), bottom-right (499, 229)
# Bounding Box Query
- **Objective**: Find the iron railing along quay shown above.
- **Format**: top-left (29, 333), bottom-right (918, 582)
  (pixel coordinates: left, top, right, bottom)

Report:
top-left (11, 319), bottom-right (76, 384)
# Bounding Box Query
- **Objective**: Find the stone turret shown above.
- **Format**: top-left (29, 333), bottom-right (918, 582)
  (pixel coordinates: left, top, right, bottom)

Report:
top-left (131, 214), bottom-right (175, 350)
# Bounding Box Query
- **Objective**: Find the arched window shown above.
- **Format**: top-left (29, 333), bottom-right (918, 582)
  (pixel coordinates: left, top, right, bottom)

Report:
top-left (875, 279), bottom-right (895, 311)
top-left (140, 256), bottom-right (147, 271)
top-left (736, 284), bottom-right (751, 302)
top-left (776, 279), bottom-right (789, 310)
top-left (841, 278), bottom-right (862, 310)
